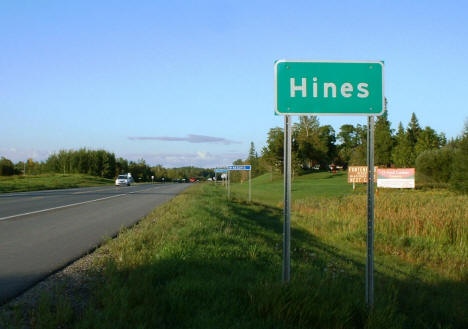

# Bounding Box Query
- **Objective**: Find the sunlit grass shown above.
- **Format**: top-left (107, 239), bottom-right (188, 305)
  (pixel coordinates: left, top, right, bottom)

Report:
top-left (292, 189), bottom-right (467, 281)
top-left (0, 174), bottom-right (114, 193)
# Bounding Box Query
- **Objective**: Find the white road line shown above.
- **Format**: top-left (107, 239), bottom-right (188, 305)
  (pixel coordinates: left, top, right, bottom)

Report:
top-left (128, 185), bottom-right (163, 194)
top-left (72, 187), bottom-right (116, 194)
top-left (0, 193), bottom-right (126, 221)
top-left (0, 184), bottom-right (158, 198)
top-left (0, 188), bottom-right (101, 198)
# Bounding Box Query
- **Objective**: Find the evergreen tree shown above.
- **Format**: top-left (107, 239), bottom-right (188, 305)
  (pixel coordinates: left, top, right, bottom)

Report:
top-left (374, 109), bottom-right (394, 167)
top-left (246, 142), bottom-right (260, 176)
top-left (407, 112), bottom-right (422, 146)
top-left (248, 142), bottom-right (256, 160)
top-left (392, 122), bottom-right (413, 167)
top-left (406, 112), bottom-right (422, 164)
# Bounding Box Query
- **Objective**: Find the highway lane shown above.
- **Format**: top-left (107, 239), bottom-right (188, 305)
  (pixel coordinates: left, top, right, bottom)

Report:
top-left (0, 185), bottom-right (150, 220)
top-left (0, 183), bottom-right (189, 304)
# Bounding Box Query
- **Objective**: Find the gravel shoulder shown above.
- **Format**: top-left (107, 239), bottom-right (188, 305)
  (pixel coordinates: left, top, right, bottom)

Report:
top-left (0, 249), bottom-right (104, 329)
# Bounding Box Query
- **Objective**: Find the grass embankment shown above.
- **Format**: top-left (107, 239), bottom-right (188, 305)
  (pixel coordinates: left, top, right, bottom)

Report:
top-left (0, 174), bottom-right (114, 193)
top-left (8, 173), bottom-right (467, 328)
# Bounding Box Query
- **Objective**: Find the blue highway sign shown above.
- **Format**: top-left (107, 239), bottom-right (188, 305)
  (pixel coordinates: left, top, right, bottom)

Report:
top-left (228, 165), bottom-right (251, 171)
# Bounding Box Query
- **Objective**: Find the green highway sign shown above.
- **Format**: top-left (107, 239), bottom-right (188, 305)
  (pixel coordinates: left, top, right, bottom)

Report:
top-left (275, 60), bottom-right (384, 116)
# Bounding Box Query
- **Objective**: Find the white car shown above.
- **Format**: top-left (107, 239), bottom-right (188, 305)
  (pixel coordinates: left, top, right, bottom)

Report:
top-left (115, 174), bottom-right (134, 186)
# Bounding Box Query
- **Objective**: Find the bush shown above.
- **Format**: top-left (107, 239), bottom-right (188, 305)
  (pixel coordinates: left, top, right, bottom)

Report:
top-left (449, 137), bottom-right (468, 193)
top-left (0, 157), bottom-right (16, 176)
top-left (415, 148), bottom-right (455, 186)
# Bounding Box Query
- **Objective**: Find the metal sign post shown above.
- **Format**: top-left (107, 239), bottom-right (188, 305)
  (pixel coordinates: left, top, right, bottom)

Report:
top-left (283, 115), bottom-right (292, 283)
top-left (366, 116), bottom-right (375, 308)
top-left (275, 60), bottom-right (384, 303)
top-left (227, 165), bottom-right (252, 202)
top-left (214, 169), bottom-right (228, 187)
top-left (248, 169), bottom-right (251, 203)
top-left (227, 170), bottom-right (230, 200)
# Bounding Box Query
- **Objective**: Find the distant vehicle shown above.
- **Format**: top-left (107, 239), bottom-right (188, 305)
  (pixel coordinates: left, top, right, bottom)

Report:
top-left (189, 178), bottom-right (196, 183)
top-left (115, 174), bottom-right (134, 186)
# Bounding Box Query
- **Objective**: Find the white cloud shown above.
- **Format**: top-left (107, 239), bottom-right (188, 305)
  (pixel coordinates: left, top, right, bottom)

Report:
top-left (122, 151), bottom-right (245, 168)
top-left (128, 134), bottom-right (241, 145)
top-left (196, 151), bottom-right (207, 159)
top-left (0, 148), bottom-right (51, 162)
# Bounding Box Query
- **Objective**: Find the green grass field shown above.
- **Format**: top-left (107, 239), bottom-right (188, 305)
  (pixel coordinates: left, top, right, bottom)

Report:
top-left (4, 172), bottom-right (466, 328)
top-left (0, 174), bottom-right (114, 193)
top-left (231, 171), bottom-right (357, 204)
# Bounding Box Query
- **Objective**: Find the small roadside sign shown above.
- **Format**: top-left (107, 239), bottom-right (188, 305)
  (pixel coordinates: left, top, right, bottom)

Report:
top-left (214, 169), bottom-right (228, 173)
top-left (377, 168), bottom-right (415, 188)
top-left (227, 165), bottom-right (252, 202)
top-left (348, 166), bottom-right (378, 183)
top-left (228, 165), bottom-right (251, 171)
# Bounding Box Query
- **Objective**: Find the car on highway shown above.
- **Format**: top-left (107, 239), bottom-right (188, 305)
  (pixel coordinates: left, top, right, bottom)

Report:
top-left (115, 174), bottom-right (134, 186)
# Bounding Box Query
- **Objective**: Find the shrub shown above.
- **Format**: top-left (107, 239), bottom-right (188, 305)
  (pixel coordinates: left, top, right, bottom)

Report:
top-left (415, 147), bottom-right (455, 186)
top-left (0, 157), bottom-right (16, 176)
top-left (449, 136), bottom-right (468, 193)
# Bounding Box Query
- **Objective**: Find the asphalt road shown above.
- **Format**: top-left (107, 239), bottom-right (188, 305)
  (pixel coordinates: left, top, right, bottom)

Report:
top-left (0, 183), bottom-right (189, 304)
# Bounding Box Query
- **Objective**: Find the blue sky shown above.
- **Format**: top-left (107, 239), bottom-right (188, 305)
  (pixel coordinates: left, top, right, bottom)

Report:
top-left (1, 0), bottom-right (467, 167)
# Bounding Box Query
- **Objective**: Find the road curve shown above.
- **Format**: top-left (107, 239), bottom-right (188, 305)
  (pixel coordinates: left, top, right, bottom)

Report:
top-left (0, 183), bottom-right (189, 304)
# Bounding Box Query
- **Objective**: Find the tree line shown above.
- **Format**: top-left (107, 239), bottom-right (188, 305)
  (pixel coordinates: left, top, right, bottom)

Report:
top-left (237, 112), bottom-right (467, 193)
top-left (0, 148), bottom-right (212, 182)
top-left (1, 111), bottom-right (466, 193)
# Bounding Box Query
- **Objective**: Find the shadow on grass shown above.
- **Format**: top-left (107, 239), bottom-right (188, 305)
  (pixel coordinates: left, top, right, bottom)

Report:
top-left (72, 189), bottom-right (468, 329)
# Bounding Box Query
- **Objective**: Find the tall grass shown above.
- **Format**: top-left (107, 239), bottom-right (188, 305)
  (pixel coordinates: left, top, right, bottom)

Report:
top-left (293, 189), bottom-right (468, 280)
